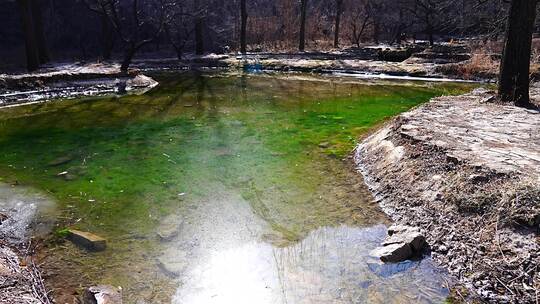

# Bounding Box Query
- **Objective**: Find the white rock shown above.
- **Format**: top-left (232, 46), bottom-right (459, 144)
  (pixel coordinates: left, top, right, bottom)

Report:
top-left (82, 285), bottom-right (122, 304)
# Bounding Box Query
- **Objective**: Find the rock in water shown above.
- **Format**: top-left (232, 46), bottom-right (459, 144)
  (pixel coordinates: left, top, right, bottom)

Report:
top-left (156, 248), bottom-right (189, 278)
top-left (82, 285), bottom-right (122, 304)
top-left (371, 225), bottom-right (426, 263)
top-left (384, 225), bottom-right (425, 252)
top-left (371, 242), bottom-right (413, 263)
top-left (156, 214), bottom-right (183, 242)
top-left (67, 229), bottom-right (107, 251)
top-left (47, 155), bottom-right (73, 167)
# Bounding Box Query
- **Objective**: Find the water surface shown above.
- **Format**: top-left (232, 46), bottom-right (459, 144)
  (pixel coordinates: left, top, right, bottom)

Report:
top-left (0, 72), bottom-right (475, 303)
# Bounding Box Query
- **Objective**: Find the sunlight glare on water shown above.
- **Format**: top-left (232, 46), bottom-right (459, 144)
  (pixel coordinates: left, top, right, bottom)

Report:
top-left (173, 225), bottom-right (447, 304)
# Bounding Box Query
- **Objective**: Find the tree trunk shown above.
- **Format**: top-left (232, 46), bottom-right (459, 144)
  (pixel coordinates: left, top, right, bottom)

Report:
top-left (428, 28), bottom-right (434, 46)
top-left (176, 48), bottom-right (183, 60)
top-left (299, 0), bottom-right (307, 52)
top-left (240, 0), bottom-right (247, 54)
top-left (334, 0), bottom-right (343, 48)
top-left (395, 9), bottom-right (404, 45)
top-left (373, 21), bottom-right (380, 44)
top-left (101, 14), bottom-right (114, 60)
top-left (17, 0), bottom-right (40, 71)
top-left (194, 0), bottom-right (204, 55)
top-left (120, 46), bottom-right (137, 73)
top-left (30, 0), bottom-right (49, 64)
top-left (498, 0), bottom-right (538, 107)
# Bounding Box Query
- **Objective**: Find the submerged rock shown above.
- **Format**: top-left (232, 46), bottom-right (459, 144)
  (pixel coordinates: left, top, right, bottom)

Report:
top-left (47, 155), bottom-right (74, 167)
top-left (156, 248), bottom-right (189, 278)
top-left (67, 229), bottom-right (107, 251)
top-left (156, 214), bottom-right (183, 242)
top-left (371, 225), bottom-right (426, 263)
top-left (367, 260), bottom-right (417, 278)
top-left (82, 285), bottom-right (122, 304)
top-left (318, 142), bottom-right (330, 148)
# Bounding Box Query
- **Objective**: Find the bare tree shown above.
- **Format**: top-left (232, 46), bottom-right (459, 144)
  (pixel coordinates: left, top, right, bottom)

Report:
top-left (498, 0), bottom-right (539, 108)
top-left (194, 0), bottom-right (204, 55)
top-left (165, 2), bottom-right (194, 60)
top-left (406, 0), bottom-right (453, 46)
top-left (347, 0), bottom-right (373, 48)
top-left (17, 0), bottom-right (49, 71)
top-left (334, 0), bottom-right (343, 48)
top-left (299, 0), bottom-right (308, 51)
top-left (17, 0), bottom-right (40, 71)
top-left (240, 0), bottom-right (248, 53)
top-left (31, 0), bottom-right (49, 64)
top-left (83, 1), bottom-right (116, 60)
top-left (85, 0), bottom-right (168, 72)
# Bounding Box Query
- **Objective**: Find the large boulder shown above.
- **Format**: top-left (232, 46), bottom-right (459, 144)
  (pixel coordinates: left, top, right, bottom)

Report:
top-left (371, 225), bottom-right (427, 263)
top-left (82, 285), bottom-right (122, 304)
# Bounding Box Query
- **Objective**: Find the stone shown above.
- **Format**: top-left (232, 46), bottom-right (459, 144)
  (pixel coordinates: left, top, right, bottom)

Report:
top-left (318, 142), bottom-right (330, 148)
top-left (47, 155), bottom-right (73, 167)
top-left (371, 225), bottom-right (426, 263)
top-left (67, 229), bottom-right (107, 251)
top-left (371, 242), bottom-right (413, 263)
top-left (82, 285), bottom-right (122, 304)
top-left (383, 228), bottom-right (425, 252)
top-left (156, 215), bottom-right (183, 242)
top-left (156, 248), bottom-right (189, 278)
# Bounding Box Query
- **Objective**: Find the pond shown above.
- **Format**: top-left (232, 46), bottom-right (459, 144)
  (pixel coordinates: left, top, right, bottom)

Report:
top-left (0, 72), bottom-right (476, 303)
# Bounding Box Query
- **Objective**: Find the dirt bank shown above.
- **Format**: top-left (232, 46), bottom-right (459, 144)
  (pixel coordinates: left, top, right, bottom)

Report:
top-left (355, 89), bottom-right (540, 303)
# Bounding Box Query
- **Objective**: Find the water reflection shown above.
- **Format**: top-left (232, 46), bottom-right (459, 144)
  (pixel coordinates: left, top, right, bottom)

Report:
top-left (173, 225), bottom-right (447, 304)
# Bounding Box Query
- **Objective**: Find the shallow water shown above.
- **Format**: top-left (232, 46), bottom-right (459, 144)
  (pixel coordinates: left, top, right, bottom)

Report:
top-left (0, 72), bottom-right (476, 303)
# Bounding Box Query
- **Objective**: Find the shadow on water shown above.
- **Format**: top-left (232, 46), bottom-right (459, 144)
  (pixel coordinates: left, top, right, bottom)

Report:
top-left (0, 72), bottom-right (477, 303)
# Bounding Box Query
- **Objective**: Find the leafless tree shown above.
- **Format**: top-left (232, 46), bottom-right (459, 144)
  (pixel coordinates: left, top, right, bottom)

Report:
top-left (299, 0), bottom-right (308, 51)
top-left (498, 0), bottom-right (539, 108)
top-left (164, 2), bottom-right (195, 60)
top-left (240, 0), bottom-right (248, 53)
top-left (16, 0), bottom-right (48, 71)
top-left (84, 0), bottom-right (169, 72)
top-left (334, 0), bottom-right (343, 48)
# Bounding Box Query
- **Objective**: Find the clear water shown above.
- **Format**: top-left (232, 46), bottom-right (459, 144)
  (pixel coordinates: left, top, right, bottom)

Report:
top-left (0, 72), bottom-right (475, 303)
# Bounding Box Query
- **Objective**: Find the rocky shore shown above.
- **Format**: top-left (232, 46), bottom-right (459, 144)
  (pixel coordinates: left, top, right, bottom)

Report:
top-left (0, 43), bottom-right (484, 108)
top-left (0, 242), bottom-right (45, 304)
top-left (0, 63), bottom-right (158, 107)
top-left (0, 183), bottom-right (59, 304)
top-left (355, 89), bottom-right (540, 303)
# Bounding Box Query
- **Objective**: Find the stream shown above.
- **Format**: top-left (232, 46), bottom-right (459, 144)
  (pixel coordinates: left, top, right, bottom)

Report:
top-left (0, 72), bottom-right (477, 303)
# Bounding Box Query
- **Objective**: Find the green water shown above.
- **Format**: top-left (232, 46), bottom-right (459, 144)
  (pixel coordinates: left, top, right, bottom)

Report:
top-left (0, 72), bottom-right (476, 303)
